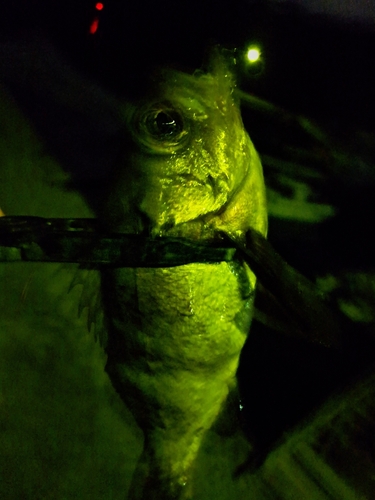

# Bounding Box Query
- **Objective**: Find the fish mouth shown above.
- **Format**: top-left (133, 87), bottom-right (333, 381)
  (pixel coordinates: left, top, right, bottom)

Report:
top-left (157, 217), bottom-right (218, 241)
top-left (154, 208), bottom-right (238, 245)
top-left (154, 174), bottom-right (249, 244)
top-left (106, 162), bottom-right (251, 244)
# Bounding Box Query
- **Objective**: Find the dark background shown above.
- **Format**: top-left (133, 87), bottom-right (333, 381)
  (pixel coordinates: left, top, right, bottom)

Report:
top-left (2, 0), bottom-right (375, 126)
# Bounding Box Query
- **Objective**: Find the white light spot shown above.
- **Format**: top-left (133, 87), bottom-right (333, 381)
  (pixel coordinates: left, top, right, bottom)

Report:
top-left (247, 47), bottom-right (261, 63)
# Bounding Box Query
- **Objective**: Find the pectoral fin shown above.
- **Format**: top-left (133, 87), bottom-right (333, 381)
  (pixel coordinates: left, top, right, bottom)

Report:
top-left (232, 229), bottom-right (341, 349)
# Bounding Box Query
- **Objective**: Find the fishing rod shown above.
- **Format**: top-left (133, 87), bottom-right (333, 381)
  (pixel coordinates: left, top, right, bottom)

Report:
top-left (0, 216), bottom-right (236, 267)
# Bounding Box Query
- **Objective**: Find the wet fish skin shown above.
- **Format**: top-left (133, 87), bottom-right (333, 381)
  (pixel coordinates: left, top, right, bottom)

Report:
top-left (100, 49), bottom-right (267, 499)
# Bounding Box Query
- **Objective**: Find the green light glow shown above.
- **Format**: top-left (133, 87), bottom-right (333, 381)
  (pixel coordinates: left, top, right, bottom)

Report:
top-left (247, 47), bottom-right (261, 63)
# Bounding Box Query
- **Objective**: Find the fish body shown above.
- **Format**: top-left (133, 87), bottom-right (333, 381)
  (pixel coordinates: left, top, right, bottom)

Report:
top-left (100, 50), bottom-right (267, 499)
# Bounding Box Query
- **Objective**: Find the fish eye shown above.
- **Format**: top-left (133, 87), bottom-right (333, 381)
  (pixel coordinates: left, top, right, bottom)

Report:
top-left (133, 103), bottom-right (189, 153)
top-left (145, 109), bottom-right (183, 139)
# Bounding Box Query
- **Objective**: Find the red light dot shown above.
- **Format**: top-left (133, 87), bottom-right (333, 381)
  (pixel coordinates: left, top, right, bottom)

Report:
top-left (95, 2), bottom-right (104, 10)
top-left (89, 18), bottom-right (99, 34)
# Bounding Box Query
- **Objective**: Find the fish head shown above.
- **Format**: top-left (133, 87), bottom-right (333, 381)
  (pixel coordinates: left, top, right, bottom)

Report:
top-left (105, 48), bottom-right (267, 242)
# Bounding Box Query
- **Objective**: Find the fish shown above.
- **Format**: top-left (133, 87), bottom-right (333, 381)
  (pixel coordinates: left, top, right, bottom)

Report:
top-left (98, 47), bottom-right (268, 499)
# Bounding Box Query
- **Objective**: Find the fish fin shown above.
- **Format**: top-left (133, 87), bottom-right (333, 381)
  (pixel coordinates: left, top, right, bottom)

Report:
top-left (237, 229), bottom-right (342, 348)
top-left (67, 264), bottom-right (107, 345)
top-left (67, 264), bottom-right (87, 293)
top-left (253, 282), bottom-right (311, 340)
top-left (87, 287), bottom-right (107, 348)
top-left (78, 267), bottom-right (99, 312)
